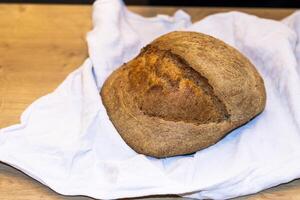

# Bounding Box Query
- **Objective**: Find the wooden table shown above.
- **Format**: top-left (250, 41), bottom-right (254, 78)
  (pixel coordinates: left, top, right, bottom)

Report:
top-left (0, 4), bottom-right (299, 200)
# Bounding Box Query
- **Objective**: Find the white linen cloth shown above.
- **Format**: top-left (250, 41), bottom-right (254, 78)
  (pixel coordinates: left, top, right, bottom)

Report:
top-left (1, 0), bottom-right (300, 199)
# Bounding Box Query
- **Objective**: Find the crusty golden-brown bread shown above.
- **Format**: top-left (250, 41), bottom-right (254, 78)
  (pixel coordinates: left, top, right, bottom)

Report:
top-left (101, 31), bottom-right (266, 158)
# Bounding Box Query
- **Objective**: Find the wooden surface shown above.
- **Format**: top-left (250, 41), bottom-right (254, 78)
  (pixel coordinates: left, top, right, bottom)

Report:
top-left (0, 3), bottom-right (299, 200)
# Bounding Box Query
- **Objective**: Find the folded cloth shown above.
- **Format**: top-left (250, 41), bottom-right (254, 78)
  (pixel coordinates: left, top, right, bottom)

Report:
top-left (1, 0), bottom-right (300, 199)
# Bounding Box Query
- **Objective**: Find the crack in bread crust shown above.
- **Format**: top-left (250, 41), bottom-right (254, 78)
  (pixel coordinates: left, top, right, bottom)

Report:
top-left (126, 45), bottom-right (230, 125)
top-left (167, 49), bottom-right (230, 121)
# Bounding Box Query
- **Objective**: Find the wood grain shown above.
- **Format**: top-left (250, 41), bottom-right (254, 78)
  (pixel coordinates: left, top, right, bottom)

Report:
top-left (0, 3), bottom-right (299, 200)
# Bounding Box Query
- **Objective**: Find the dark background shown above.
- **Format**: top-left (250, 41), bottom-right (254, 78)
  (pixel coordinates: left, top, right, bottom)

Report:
top-left (1, 0), bottom-right (300, 8)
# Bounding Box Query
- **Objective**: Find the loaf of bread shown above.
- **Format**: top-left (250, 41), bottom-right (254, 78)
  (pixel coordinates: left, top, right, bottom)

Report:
top-left (101, 31), bottom-right (266, 158)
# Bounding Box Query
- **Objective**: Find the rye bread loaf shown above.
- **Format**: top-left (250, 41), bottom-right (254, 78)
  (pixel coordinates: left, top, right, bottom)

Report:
top-left (101, 31), bottom-right (266, 158)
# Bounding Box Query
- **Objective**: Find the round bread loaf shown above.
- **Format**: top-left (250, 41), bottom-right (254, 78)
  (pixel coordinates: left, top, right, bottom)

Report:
top-left (101, 31), bottom-right (266, 158)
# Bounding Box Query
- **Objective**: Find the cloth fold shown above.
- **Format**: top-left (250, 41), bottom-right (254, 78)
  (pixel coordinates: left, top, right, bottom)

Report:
top-left (1, 0), bottom-right (300, 199)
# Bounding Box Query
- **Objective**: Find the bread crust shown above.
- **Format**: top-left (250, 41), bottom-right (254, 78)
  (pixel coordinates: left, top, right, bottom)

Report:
top-left (101, 31), bottom-right (266, 158)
